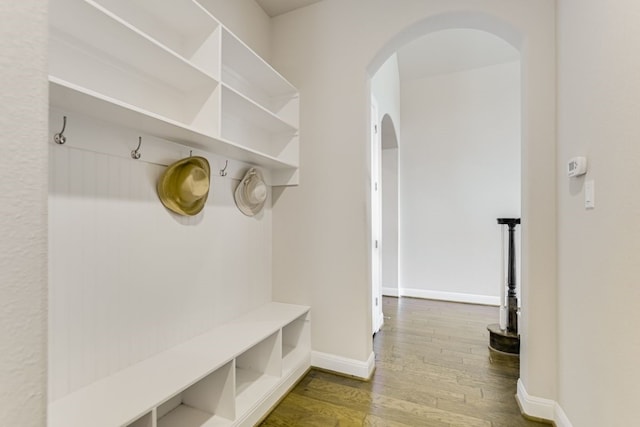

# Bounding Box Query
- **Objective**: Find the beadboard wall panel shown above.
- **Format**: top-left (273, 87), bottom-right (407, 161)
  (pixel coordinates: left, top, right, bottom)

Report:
top-left (48, 113), bottom-right (272, 401)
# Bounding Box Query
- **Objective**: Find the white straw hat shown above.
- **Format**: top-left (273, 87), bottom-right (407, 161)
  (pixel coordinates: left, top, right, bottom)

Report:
top-left (234, 168), bottom-right (267, 216)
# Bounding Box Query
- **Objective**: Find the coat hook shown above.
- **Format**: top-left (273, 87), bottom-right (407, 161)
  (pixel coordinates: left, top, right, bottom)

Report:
top-left (54, 115), bottom-right (67, 145)
top-left (131, 136), bottom-right (142, 159)
top-left (220, 160), bottom-right (229, 177)
top-left (189, 150), bottom-right (193, 157)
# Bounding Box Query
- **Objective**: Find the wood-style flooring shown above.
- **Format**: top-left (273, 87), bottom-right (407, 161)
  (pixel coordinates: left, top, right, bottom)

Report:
top-left (260, 296), bottom-right (550, 426)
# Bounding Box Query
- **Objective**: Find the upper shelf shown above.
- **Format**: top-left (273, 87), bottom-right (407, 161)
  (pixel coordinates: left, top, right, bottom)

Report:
top-left (91, 0), bottom-right (221, 77)
top-left (50, 0), bottom-right (218, 91)
top-left (49, 0), bottom-right (300, 186)
top-left (50, 78), bottom-right (299, 174)
top-left (220, 28), bottom-right (298, 106)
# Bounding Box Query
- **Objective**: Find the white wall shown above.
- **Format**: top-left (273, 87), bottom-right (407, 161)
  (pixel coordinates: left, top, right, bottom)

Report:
top-left (399, 61), bottom-right (520, 304)
top-left (270, 0), bottom-right (557, 397)
top-left (0, 2), bottom-right (48, 426)
top-left (371, 55), bottom-right (401, 296)
top-left (557, 0), bottom-right (640, 425)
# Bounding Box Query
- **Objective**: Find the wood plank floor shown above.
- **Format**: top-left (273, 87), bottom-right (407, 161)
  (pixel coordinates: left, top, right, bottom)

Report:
top-left (260, 297), bottom-right (550, 426)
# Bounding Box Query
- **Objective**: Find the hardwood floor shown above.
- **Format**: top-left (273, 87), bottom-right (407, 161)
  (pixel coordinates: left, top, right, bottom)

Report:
top-left (261, 297), bottom-right (550, 426)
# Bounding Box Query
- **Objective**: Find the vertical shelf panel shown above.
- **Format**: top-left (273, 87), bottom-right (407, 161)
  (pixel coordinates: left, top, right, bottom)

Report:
top-left (127, 411), bottom-right (155, 427)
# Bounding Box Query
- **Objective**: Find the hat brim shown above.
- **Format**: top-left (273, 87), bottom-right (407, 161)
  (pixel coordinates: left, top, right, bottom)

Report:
top-left (234, 168), bottom-right (266, 217)
top-left (157, 156), bottom-right (210, 216)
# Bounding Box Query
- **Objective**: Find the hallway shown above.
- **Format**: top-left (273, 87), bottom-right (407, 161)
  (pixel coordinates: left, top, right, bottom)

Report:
top-left (261, 297), bottom-right (549, 426)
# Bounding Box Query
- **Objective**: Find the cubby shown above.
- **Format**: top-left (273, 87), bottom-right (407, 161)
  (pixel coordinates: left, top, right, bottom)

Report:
top-left (157, 362), bottom-right (235, 427)
top-left (48, 303), bottom-right (311, 427)
top-left (235, 332), bottom-right (281, 415)
top-left (282, 313), bottom-right (311, 376)
top-left (49, 0), bottom-right (299, 186)
top-left (127, 411), bottom-right (154, 427)
top-left (91, 0), bottom-right (221, 78)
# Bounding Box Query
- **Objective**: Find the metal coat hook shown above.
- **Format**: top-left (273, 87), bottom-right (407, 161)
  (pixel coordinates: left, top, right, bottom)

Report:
top-left (189, 150), bottom-right (193, 157)
top-left (220, 160), bottom-right (229, 177)
top-left (131, 136), bottom-right (142, 159)
top-left (54, 116), bottom-right (67, 145)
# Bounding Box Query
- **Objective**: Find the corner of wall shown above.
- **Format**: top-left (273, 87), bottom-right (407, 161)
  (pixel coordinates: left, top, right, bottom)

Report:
top-left (516, 379), bottom-right (573, 427)
top-left (311, 351), bottom-right (375, 380)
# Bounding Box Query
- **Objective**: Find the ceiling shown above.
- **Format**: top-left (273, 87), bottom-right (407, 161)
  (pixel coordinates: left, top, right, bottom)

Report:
top-left (255, 0), bottom-right (323, 17)
top-left (397, 29), bottom-right (520, 80)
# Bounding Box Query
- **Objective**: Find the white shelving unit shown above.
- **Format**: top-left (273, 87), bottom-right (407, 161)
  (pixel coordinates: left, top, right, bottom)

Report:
top-left (49, 0), bottom-right (299, 186)
top-left (48, 302), bottom-right (311, 427)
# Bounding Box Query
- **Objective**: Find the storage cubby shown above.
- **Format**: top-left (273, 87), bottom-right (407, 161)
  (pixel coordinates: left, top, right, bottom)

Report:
top-left (157, 362), bottom-right (235, 427)
top-left (49, 0), bottom-right (220, 134)
top-left (49, 0), bottom-right (299, 185)
top-left (218, 29), bottom-right (298, 114)
top-left (220, 87), bottom-right (298, 161)
top-left (48, 303), bottom-right (310, 427)
top-left (91, 0), bottom-right (221, 78)
top-left (127, 411), bottom-right (154, 427)
top-left (282, 312), bottom-right (311, 375)
top-left (235, 332), bottom-right (282, 415)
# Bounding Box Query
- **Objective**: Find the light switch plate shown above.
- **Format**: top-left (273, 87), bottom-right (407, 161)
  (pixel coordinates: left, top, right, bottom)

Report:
top-left (585, 180), bottom-right (595, 209)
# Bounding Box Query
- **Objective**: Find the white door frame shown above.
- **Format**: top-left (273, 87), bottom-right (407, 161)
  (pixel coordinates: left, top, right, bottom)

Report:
top-left (371, 98), bottom-right (383, 334)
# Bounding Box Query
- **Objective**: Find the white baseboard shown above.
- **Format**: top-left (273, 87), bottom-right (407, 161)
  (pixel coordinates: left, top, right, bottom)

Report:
top-left (311, 351), bottom-right (375, 380)
top-left (516, 379), bottom-right (573, 427)
top-left (554, 403), bottom-right (573, 427)
top-left (399, 288), bottom-right (500, 306)
top-left (382, 287), bottom-right (399, 297)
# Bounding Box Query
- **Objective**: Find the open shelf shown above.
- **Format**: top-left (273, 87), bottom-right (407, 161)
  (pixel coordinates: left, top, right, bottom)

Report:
top-left (156, 362), bottom-right (234, 427)
top-left (49, 78), bottom-right (299, 183)
top-left (49, 0), bottom-right (299, 185)
top-left (48, 303), bottom-right (310, 427)
top-left (50, 0), bottom-right (218, 90)
top-left (222, 85), bottom-right (297, 134)
top-left (218, 28), bottom-right (297, 105)
top-left (282, 313), bottom-right (311, 375)
top-left (92, 0), bottom-right (221, 78)
top-left (234, 332), bottom-right (281, 413)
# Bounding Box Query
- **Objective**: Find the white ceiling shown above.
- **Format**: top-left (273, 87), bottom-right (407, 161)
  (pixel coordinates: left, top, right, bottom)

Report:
top-left (255, 0), bottom-right (323, 17)
top-left (397, 29), bottom-right (520, 81)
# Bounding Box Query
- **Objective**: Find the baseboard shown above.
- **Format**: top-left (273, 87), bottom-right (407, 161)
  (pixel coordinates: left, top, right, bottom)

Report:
top-left (554, 403), bottom-right (573, 427)
top-left (516, 379), bottom-right (573, 427)
top-left (382, 287), bottom-right (399, 297)
top-left (399, 288), bottom-right (500, 306)
top-left (311, 351), bottom-right (375, 380)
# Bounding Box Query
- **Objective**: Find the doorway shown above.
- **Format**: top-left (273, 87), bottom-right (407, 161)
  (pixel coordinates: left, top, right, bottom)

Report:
top-left (370, 29), bottom-right (521, 311)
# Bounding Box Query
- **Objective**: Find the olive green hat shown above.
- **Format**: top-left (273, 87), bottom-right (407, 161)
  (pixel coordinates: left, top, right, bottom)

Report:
top-left (157, 156), bottom-right (210, 216)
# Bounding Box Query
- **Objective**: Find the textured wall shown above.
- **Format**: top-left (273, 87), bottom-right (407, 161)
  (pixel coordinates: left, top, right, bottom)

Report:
top-left (0, 1), bottom-right (48, 426)
top-left (557, 0), bottom-right (640, 425)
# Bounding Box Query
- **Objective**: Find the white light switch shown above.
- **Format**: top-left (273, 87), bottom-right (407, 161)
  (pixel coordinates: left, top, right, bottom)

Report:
top-left (585, 180), bottom-right (595, 209)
